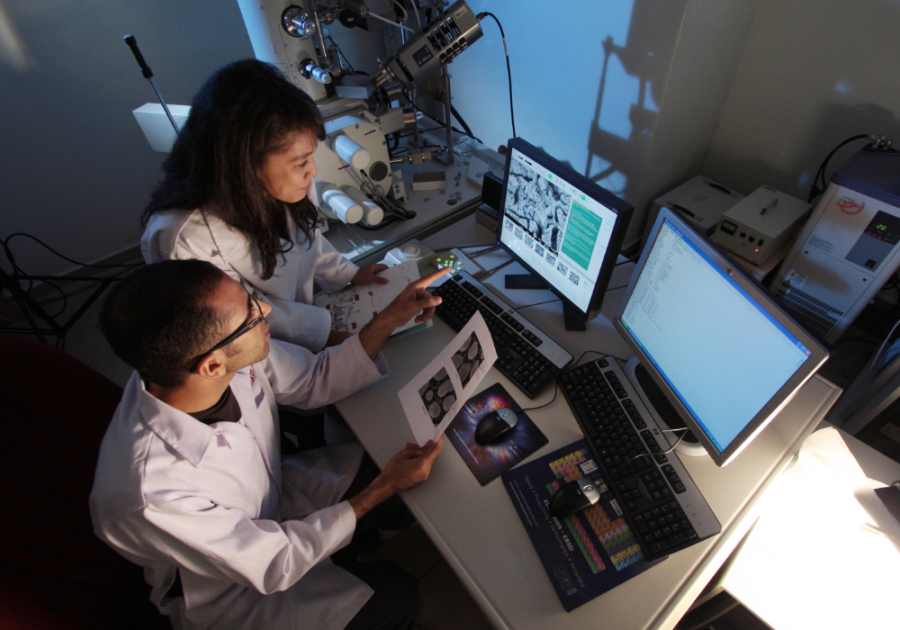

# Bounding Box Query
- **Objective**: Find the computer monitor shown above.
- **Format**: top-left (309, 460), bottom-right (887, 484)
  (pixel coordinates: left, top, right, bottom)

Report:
top-left (497, 138), bottom-right (633, 330)
top-left (615, 208), bottom-right (829, 466)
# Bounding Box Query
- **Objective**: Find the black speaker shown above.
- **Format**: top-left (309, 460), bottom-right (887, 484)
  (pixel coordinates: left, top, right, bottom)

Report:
top-left (481, 171), bottom-right (504, 211)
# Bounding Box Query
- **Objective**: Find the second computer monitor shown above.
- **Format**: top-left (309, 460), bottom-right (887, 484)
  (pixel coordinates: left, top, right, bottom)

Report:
top-left (497, 138), bottom-right (633, 328)
top-left (615, 208), bottom-right (829, 466)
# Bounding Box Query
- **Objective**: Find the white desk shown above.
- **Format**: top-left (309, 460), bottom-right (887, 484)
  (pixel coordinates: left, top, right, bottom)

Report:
top-left (692, 426), bottom-right (900, 630)
top-left (334, 217), bottom-right (842, 630)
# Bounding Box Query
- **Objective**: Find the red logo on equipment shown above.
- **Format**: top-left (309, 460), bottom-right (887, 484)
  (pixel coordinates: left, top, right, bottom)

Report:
top-left (837, 197), bottom-right (865, 215)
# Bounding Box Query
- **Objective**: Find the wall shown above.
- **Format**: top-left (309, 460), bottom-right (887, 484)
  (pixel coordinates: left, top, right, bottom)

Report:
top-left (0, 0), bottom-right (392, 277)
top-left (0, 1), bottom-right (254, 276)
top-left (702, 0), bottom-right (900, 201)
top-left (7, 1), bottom-right (897, 275)
top-left (446, 0), bottom-right (759, 246)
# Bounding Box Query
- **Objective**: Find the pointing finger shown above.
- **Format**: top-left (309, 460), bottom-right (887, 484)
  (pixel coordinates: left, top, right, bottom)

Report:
top-left (412, 266), bottom-right (451, 289)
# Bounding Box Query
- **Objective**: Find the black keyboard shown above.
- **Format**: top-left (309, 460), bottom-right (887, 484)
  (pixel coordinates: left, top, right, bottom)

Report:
top-left (557, 356), bottom-right (721, 560)
top-left (433, 271), bottom-right (573, 398)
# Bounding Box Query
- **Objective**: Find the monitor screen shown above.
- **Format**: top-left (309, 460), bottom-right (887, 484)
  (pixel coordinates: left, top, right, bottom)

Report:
top-left (497, 138), bottom-right (632, 317)
top-left (615, 208), bottom-right (829, 466)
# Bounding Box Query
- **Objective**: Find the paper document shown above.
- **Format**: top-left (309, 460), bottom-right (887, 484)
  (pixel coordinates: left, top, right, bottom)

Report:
top-left (314, 261), bottom-right (423, 335)
top-left (398, 311), bottom-right (498, 445)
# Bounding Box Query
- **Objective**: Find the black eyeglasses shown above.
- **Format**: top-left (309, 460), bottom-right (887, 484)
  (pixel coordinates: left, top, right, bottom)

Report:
top-left (190, 295), bottom-right (266, 373)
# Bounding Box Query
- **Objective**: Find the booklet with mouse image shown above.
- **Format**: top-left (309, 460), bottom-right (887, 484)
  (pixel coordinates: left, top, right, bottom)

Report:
top-left (501, 439), bottom-right (664, 611)
top-left (445, 383), bottom-right (549, 486)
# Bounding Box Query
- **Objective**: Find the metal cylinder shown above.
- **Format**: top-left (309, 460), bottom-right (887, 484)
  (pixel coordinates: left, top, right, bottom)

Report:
top-left (343, 186), bottom-right (384, 226)
top-left (321, 186), bottom-right (363, 224)
top-left (333, 135), bottom-right (371, 170)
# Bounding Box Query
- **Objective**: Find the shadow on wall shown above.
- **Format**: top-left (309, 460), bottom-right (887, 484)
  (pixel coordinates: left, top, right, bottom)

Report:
top-left (708, 101), bottom-right (900, 202)
top-left (583, 0), bottom-right (687, 204)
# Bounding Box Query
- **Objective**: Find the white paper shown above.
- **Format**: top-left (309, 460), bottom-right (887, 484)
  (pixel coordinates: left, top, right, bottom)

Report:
top-left (315, 261), bottom-right (422, 335)
top-left (398, 311), bottom-right (498, 445)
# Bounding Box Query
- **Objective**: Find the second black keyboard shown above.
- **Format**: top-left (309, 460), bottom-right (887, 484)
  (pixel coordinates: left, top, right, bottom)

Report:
top-left (557, 356), bottom-right (721, 560)
top-left (433, 271), bottom-right (573, 398)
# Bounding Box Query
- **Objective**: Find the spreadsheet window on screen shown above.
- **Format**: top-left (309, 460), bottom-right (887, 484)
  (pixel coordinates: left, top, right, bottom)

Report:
top-left (620, 220), bottom-right (812, 453)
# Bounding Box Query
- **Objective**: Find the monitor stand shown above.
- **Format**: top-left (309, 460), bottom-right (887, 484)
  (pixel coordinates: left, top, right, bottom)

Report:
top-left (625, 357), bottom-right (706, 457)
top-left (505, 273), bottom-right (587, 331)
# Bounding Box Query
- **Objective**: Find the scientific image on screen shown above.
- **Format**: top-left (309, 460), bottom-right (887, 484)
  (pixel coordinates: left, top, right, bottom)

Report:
top-left (504, 158), bottom-right (572, 253)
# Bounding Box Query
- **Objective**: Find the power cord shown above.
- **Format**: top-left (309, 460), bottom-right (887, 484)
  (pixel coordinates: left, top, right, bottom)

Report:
top-left (1, 232), bottom-right (141, 320)
top-left (807, 134), bottom-right (893, 203)
top-left (521, 380), bottom-right (559, 413)
top-left (476, 12), bottom-right (516, 138)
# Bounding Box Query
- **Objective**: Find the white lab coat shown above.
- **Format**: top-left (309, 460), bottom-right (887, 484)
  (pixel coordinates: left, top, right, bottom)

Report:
top-left (142, 206), bottom-right (359, 352)
top-left (90, 337), bottom-right (388, 630)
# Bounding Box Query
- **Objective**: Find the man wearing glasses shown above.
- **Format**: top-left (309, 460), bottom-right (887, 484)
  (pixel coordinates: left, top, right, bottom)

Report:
top-left (90, 259), bottom-right (449, 630)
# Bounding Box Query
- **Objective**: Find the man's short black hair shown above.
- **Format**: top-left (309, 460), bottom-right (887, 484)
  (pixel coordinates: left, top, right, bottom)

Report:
top-left (100, 260), bottom-right (230, 387)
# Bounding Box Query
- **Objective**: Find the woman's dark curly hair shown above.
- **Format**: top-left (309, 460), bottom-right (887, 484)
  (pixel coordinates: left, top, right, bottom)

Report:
top-left (142, 59), bottom-right (326, 279)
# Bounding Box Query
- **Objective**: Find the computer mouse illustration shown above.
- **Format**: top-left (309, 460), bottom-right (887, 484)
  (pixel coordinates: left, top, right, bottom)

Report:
top-left (549, 478), bottom-right (601, 518)
top-left (474, 408), bottom-right (519, 445)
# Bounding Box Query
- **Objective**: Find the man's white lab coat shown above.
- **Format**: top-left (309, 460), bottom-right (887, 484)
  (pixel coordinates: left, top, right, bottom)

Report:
top-left (90, 337), bottom-right (386, 630)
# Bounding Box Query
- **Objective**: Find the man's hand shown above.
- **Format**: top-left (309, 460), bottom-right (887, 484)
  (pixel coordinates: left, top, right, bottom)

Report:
top-left (348, 436), bottom-right (444, 521)
top-left (324, 330), bottom-right (354, 348)
top-left (357, 267), bottom-right (451, 360)
top-left (351, 263), bottom-right (390, 286)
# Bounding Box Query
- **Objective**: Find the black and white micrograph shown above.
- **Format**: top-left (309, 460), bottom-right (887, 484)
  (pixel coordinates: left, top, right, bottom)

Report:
top-left (504, 159), bottom-right (572, 253)
top-left (534, 244), bottom-right (545, 257)
top-left (451, 333), bottom-right (484, 389)
top-left (419, 367), bottom-right (456, 426)
top-left (568, 272), bottom-right (580, 286)
top-left (546, 252), bottom-right (557, 266)
top-left (515, 227), bottom-right (524, 240)
top-left (524, 235), bottom-right (534, 247)
top-left (557, 261), bottom-right (569, 275)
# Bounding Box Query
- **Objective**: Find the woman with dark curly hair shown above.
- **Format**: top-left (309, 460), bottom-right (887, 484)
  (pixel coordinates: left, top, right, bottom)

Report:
top-left (141, 59), bottom-right (387, 351)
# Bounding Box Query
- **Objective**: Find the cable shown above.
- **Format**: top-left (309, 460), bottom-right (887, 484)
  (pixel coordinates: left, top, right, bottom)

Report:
top-left (807, 134), bottom-right (871, 202)
top-left (473, 258), bottom-right (514, 280)
top-left (325, 35), bottom-right (355, 72)
top-left (450, 104), bottom-right (481, 144)
top-left (1, 232), bottom-right (142, 324)
top-left (348, 168), bottom-right (416, 222)
top-left (625, 428), bottom-right (691, 467)
top-left (521, 381), bottom-right (559, 413)
top-left (402, 88), bottom-right (479, 144)
top-left (2, 233), bottom-right (143, 270)
top-left (409, 0), bottom-right (422, 31)
top-left (392, 0), bottom-right (408, 23)
top-left (363, 6), bottom-right (414, 32)
top-left (476, 12), bottom-right (516, 138)
top-left (514, 297), bottom-right (560, 312)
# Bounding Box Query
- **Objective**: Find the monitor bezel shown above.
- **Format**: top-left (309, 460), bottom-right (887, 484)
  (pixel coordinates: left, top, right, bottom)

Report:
top-left (495, 137), bottom-right (634, 320)
top-left (613, 207), bottom-right (829, 466)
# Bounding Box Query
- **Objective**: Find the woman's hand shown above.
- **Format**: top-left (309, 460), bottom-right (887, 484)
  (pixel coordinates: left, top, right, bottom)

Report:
top-left (351, 263), bottom-right (390, 286)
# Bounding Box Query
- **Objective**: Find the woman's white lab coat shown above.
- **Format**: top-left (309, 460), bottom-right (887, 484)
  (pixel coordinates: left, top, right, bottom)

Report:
top-left (142, 206), bottom-right (359, 352)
